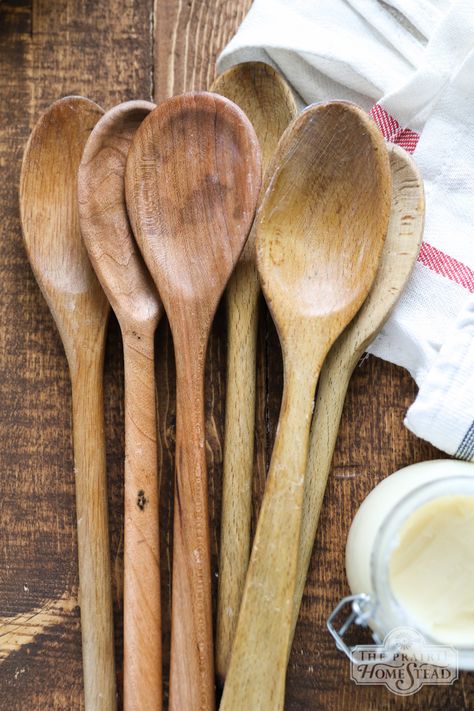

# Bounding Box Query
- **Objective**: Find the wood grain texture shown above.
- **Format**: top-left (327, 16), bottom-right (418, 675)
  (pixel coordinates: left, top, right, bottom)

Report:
top-left (125, 93), bottom-right (261, 711)
top-left (221, 102), bottom-right (391, 711)
top-left (19, 96), bottom-right (116, 711)
top-left (78, 101), bottom-right (163, 711)
top-left (153, 0), bottom-right (252, 102)
top-left (210, 63), bottom-right (297, 682)
top-left (2, 1), bottom-right (474, 710)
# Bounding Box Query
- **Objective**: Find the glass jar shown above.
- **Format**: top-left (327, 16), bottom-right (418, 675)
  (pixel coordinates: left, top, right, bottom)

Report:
top-left (328, 459), bottom-right (474, 670)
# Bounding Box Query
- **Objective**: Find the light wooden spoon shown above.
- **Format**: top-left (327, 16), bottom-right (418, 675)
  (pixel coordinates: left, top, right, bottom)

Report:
top-left (292, 144), bottom-right (424, 643)
top-left (125, 92), bottom-right (261, 711)
top-left (77, 100), bottom-right (163, 711)
top-left (210, 61), bottom-right (297, 682)
top-left (19, 96), bottom-right (116, 711)
top-left (220, 101), bottom-right (391, 711)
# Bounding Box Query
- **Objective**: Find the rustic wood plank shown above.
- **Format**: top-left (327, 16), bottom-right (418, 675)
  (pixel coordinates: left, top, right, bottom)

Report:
top-left (153, 0), bottom-right (252, 101)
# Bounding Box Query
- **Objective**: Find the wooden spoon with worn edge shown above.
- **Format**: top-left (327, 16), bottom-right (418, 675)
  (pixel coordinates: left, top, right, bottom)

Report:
top-left (77, 100), bottom-right (163, 711)
top-left (291, 144), bottom-right (424, 647)
top-left (19, 96), bottom-right (116, 711)
top-left (220, 101), bottom-right (391, 711)
top-left (210, 61), bottom-right (297, 683)
top-left (125, 92), bottom-right (261, 711)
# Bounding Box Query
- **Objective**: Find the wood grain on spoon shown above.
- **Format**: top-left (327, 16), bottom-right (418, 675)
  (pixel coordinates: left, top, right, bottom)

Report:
top-left (77, 100), bottom-right (163, 711)
top-left (292, 144), bottom-right (424, 645)
top-left (125, 92), bottom-right (261, 711)
top-left (221, 101), bottom-right (391, 711)
top-left (210, 61), bottom-right (297, 682)
top-left (19, 96), bottom-right (116, 711)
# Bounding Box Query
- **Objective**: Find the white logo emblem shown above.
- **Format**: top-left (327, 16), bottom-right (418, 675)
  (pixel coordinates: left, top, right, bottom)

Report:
top-left (350, 627), bottom-right (458, 695)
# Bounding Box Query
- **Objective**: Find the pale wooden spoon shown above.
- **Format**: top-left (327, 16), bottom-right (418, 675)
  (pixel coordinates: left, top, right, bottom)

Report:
top-left (77, 100), bottom-right (163, 711)
top-left (220, 101), bottom-right (391, 711)
top-left (19, 96), bottom-right (116, 711)
top-left (125, 92), bottom-right (261, 711)
top-left (210, 61), bottom-right (297, 682)
top-left (292, 144), bottom-right (424, 643)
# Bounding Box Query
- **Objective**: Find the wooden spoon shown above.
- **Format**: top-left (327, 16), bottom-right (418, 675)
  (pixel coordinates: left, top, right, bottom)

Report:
top-left (19, 96), bottom-right (116, 711)
top-left (292, 143), bottom-right (424, 642)
top-left (77, 100), bottom-right (163, 711)
top-left (210, 62), bottom-right (297, 682)
top-left (125, 92), bottom-right (261, 711)
top-left (220, 101), bottom-right (391, 711)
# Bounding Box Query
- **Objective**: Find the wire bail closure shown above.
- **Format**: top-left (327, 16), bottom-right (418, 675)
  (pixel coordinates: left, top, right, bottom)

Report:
top-left (327, 593), bottom-right (380, 663)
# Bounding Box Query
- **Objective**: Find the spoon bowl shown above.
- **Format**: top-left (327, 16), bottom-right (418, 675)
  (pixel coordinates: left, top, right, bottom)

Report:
top-left (78, 99), bottom-right (163, 711)
top-left (125, 92), bottom-right (261, 711)
top-left (20, 97), bottom-right (107, 344)
top-left (78, 100), bottom-right (160, 327)
top-left (127, 93), bottom-right (260, 318)
top-left (258, 102), bottom-right (389, 327)
top-left (212, 62), bottom-right (297, 261)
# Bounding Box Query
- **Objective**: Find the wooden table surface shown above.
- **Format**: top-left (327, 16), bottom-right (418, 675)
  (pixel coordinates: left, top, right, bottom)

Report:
top-left (1, 1), bottom-right (472, 709)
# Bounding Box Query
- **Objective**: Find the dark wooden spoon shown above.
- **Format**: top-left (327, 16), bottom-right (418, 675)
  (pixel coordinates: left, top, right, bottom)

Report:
top-left (125, 92), bottom-right (261, 711)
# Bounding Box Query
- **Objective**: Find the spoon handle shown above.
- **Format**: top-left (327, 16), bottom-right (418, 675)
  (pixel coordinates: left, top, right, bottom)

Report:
top-left (221, 352), bottom-right (322, 711)
top-left (169, 350), bottom-right (214, 711)
top-left (69, 348), bottom-right (116, 711)
top-left (122, 330), bottom-right (162, 711)
top-left (216, 263), bottom-right (259, 683)
top-left (292, 347), bottom-right (355, 641)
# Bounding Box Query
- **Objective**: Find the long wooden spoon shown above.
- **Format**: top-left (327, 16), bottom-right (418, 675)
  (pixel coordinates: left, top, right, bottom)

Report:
top-left (210, 62), bottom-right (297, 682)
top-left (19, 96), bottom-right (116, 710)
top-left (125, 93), bottom-right (261, 711)
top-left (221, 101), bottom-right (391, 711)
top-left (292, 144), bottom-right (424, 641)
top-left (77, 100), bottom-right (163, 711)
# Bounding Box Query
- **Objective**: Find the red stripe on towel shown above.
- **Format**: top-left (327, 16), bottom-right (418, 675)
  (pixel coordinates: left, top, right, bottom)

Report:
top-left (370, 103), bottom-right (420, 153)
top-left (369, 104), bottom-right (473, 292)
top-left (418, 243), bottom-right (474, 293)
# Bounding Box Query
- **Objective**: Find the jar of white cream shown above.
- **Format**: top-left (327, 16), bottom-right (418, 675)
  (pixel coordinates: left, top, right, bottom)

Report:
top-left (328, 460), bottom-right (474, 669)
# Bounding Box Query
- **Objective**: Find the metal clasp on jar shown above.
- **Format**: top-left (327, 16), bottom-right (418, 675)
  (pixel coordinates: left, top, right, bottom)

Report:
top-left (327, 593), bottom-right (382, 663)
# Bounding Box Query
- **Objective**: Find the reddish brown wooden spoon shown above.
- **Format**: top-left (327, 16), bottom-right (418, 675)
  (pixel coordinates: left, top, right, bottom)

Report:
top-left (78, 100), bottom-right (163, 711)
top-left (125, 92), bottom-right (261, 711)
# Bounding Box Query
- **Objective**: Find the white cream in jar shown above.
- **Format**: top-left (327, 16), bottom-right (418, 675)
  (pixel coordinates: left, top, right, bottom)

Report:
top-left (331, 460), bottom-right (474, 669)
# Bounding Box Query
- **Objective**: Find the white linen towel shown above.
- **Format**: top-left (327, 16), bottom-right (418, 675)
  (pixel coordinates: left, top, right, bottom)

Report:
top-left (217, 0), bottom-right (474, 460)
